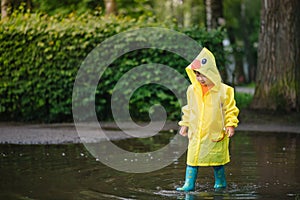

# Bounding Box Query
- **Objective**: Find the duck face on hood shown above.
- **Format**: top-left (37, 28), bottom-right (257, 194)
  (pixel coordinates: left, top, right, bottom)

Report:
top-left (186, 47), bottom-right (222, 89)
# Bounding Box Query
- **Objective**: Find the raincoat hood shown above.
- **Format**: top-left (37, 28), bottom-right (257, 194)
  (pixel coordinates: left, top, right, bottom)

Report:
top-left (186, 47), bottom-right (222, 90)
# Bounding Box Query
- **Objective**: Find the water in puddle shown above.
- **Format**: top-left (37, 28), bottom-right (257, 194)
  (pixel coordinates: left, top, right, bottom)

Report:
top-left (0, 131), bottom-right (299, 200)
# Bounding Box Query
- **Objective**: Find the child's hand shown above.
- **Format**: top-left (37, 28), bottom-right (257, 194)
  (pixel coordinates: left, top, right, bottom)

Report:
top-left (226, 126), bottom-right (235, 137)
top-left (179, 126), bottom-right (188, 137)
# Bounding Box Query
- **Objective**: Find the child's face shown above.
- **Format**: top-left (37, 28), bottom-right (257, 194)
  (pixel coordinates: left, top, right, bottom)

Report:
top-left (193, 71), bottom-right (213, 86)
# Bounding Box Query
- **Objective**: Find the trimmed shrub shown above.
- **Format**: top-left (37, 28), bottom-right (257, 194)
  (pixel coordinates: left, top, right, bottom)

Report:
top-left (0, 12), bottom-right (226, 122)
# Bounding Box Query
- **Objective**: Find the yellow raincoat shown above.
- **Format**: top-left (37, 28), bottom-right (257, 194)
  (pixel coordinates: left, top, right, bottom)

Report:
top-left (179, 48), bottom-right (239, 167)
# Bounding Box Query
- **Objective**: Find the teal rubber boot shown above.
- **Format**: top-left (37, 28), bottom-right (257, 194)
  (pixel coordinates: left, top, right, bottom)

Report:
top-left (213, 166), bottom-right (227, 189)
top-left (176, 166), bottom-right (198, 191)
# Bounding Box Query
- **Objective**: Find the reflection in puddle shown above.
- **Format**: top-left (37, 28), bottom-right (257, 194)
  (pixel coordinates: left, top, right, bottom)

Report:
top-left (0, 131), bottom-right (299, 199)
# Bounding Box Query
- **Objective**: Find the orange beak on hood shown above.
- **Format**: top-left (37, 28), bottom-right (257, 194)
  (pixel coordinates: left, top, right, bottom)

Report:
top-left (191, 59), bottom-right (201, 70)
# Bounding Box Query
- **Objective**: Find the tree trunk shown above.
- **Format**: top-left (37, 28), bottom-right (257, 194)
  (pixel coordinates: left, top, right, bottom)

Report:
top-left (227, 27), bottom-right (245, 84)
top-left (203, 0), bottom-right (224, 31)
top-left (251, 0), bottom-right (300, 111)
top-left (241, 0), bottom-right (255, 83)
top-left (183, 0), bottom-right (193, 27)
top-left (104, 0), bottom-right (117, 16)
top-left (203, 0), bottom-right (227, 81)
top-left (26, 0), bottom-right (32, 10)
top-left (1, 0), bottom-right (10, 19)
top-left (295, 0), bottom-right (300, 111)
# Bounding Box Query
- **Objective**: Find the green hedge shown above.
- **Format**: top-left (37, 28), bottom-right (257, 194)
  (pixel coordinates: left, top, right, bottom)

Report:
top-left (0, 12), bottom-right (226, 122)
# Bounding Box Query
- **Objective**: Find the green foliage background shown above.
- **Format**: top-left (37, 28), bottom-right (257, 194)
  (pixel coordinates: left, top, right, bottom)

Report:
top-left (0, 12), bottom-right (226, 122)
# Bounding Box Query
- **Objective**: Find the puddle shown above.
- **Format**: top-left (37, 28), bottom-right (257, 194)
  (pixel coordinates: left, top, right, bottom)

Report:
top-left (0, 131), bottom-right (299, 199)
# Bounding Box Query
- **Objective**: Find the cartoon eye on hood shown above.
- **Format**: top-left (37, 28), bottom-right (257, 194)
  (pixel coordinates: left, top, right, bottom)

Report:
top-left (185, 47), bottom-right (222, 88)
top-left (191, 58), bottom-right (207, 70)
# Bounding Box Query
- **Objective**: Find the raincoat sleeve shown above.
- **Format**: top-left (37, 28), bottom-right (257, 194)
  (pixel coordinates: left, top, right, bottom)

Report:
top-left (224, 86), bottom-right (239, 128)
top-left (178, 85), bottom-right (192, 127)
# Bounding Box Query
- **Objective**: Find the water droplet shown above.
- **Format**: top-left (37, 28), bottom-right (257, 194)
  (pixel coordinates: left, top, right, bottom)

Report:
top-left (265, 182), bottom-right (269, 187)
top-left (287, 193), bottom-right (297, 197)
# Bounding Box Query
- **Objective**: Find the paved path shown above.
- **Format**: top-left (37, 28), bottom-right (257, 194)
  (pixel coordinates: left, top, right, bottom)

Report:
top-left (1, 87), bottom-right (299, 144)
top-left (0, 120), bottom-right (299, 144)
top-left (235, 86), bottom-right (255, 95)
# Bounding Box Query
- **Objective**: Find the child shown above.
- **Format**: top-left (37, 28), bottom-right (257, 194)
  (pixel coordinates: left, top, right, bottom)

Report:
top-left (176, 47), bottom-right (239, 191)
